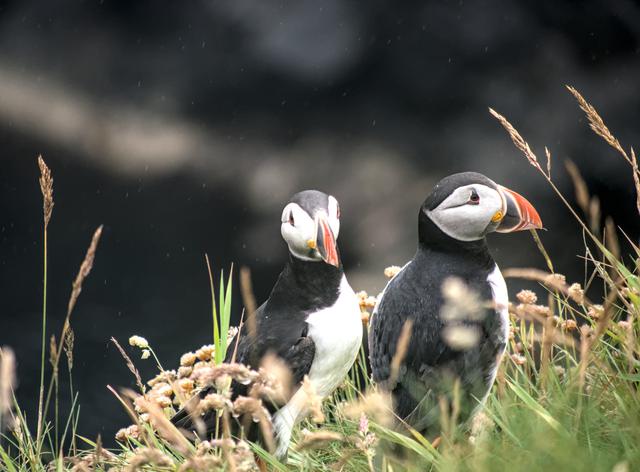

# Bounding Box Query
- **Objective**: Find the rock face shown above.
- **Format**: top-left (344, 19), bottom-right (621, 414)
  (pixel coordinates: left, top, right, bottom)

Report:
top-left (0, 0), bottom-right (638, 443)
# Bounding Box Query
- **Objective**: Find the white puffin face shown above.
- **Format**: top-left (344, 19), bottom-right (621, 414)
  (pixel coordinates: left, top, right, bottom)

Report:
top-left (426, 184), bottom-right (505, 241)
top-left (280, 195), bottom-right (340, 262)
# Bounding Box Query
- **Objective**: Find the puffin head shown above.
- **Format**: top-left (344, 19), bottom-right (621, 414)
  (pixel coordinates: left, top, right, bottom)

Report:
top-left (280, 190), bottom-right (341, 267)
top-left (420, 172), bottom-right (543, 243)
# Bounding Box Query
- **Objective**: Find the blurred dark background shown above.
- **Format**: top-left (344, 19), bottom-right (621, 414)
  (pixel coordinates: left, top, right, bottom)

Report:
top-left (1, 0), bottom-right (639, 444)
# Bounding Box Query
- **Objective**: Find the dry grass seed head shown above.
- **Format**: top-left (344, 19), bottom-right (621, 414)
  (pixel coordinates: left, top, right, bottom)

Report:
top-left (0, 347), bottom-right (16, 431)
top-left (296, 429), bottom-right (344, 451)
top-left (251, 353), bottom-right (292, 404)
top-left (342, 390), bottom-right (394, 428)
top-left (566, 86), bottom-right (627, 158)
top-left (605, 217), bottom-right (621, 263)
top-left (198, 393), bottom-right (232, 415)
top-left (111, 337), bottom-right (146, 394)
top-left (49, 334), bottom-right (58, 368)
top-left (67, 225), bottom-right (103, 319)
top-left (38, 155), bottom-right (54, 228)
top-left (133, 395), bottom-right (191, 455)
top-left (64, 329), bottom-right (75, 370)
top-left (564, 160), bottom-right (590, 215)
top-left (488, 108), bottom-right (543, 174)
top-left (516, 290), bottom-right (538, 305)
top-left (124, 447), bottom-right (173, 472)
top-left (302, 376), bottom-right (324, 424)
top-left (389, 319), bottom-right (413, 386)
top-left (568, 283), bottom-right (585, 304)
top-left (178, 455), bottom-right (223, 472)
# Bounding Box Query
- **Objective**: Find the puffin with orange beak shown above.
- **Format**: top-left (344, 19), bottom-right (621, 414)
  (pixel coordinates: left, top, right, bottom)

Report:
top-left (173, 190), bottom-right (362, 459)
top-left (369, 172), bottom-right (542, 443)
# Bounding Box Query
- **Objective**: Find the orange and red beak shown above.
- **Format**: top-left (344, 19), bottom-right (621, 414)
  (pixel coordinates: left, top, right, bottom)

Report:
top-left (315, 214), bottom-right (340, 267)
top-left (496, 185), bottom-right (543, 232)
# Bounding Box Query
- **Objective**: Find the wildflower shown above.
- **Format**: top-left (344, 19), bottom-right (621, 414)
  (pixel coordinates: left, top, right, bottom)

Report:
top-left (587, 304), bottom-right (604, 320)
top-left (516, 290), bottom-right (537, 304)
top-left (180, 352), bottom-right (197, 367)
top-left (115, 424), bottom-right (140, 442)
top-left (154, 395), bottom-right (172, 408)
top-left (384, 265), bottom-right (402, 279)
top-left (178, 378), bottom-right (195, 393)
top-left (562, 319), bottom-right (578, 331)
top-left (227, 326), bottom-right (239, 344)
top-left (178, 366), bottom-right (193, 378)
top-left (155, 384), bottom-right (173, 397)
top-left (148, 369), bottom-right (177, 387)
top-left (195, 345), bottom-right (215, 361)
top-left (618, 320), bottom-right (632, 331)
top-left (125, 447), bottom-right (173, 472)
top-left (141, 349), bottom-right (151, 360)
top-left (568, 283), bottom-right (585, 304)
top-left (511, 354), bottom-right (527, 365)
top-left (128, 335), bottom-right (149, 349)
top-left (359, 413), bottom-right (369, 434)
top-left (361, 310), bottom-right (371, 326)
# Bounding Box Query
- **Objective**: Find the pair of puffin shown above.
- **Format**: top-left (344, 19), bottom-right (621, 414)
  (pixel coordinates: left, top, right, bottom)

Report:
top-left (173, 172), bottom-right (542, 459)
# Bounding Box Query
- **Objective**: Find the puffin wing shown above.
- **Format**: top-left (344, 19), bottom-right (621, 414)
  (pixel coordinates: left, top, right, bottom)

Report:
top-left (280, 335), bottom-right (316, 385)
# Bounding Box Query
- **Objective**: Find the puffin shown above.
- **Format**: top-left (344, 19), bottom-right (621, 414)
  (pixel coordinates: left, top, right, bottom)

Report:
top-left (368, 172), bottom-right (542, 439)
top-left (173, 190), bottom-right (363, 459)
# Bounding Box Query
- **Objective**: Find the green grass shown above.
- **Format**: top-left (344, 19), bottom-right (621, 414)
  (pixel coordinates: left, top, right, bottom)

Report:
top-left (1, 86), bottom-right (640, 471)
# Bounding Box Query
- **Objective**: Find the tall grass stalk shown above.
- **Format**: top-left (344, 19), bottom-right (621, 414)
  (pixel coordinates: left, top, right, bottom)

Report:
top-left (36, 156), bottom-right (53, 448)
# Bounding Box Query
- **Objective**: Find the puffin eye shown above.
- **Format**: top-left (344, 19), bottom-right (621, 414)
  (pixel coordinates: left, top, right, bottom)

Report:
top-left (468, 189), bottom-right (480, 205)
top-left (336, 203), bottom-right (341, 219)
top-left (289, 212), bottom-right (295, 226)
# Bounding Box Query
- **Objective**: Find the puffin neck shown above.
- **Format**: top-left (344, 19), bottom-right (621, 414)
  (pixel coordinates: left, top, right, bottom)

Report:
top-left (267, 253), bottom-right (344, 312)
top-left (418, 212), bottom-right (494, 268)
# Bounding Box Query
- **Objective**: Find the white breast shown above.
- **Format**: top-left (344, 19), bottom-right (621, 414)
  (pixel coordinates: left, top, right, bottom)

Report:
top-left (487, 263), bottom-right (510, 345)
top-left (480, 263), bottom-right (510, 406)
top-left (272, 275), bottom-right (362, 458)
top-left (305, 275), bottom-right (363, 396)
